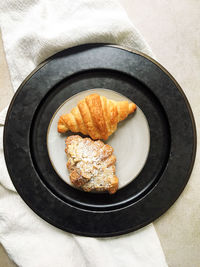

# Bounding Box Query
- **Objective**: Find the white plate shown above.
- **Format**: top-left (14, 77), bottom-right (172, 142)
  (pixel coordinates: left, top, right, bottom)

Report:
top-left (47, 89), bottom-right (150, 190)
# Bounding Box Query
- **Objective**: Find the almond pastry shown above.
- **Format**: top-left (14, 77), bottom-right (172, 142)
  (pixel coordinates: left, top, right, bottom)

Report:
top-left (65, 135), bottom-right (118, 194)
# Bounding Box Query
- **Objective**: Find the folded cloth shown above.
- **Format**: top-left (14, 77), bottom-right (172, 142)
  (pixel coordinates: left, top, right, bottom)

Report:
top-left (0, 0), bottom-right (167, 266)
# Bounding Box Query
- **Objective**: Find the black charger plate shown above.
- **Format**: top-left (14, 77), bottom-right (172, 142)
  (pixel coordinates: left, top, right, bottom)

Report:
top-left (4, 44), bottom-right (196, 237)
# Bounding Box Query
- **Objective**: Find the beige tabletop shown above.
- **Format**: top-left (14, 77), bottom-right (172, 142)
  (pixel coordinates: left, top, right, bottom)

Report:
top-left (0, 0), bottom-right (200, 266)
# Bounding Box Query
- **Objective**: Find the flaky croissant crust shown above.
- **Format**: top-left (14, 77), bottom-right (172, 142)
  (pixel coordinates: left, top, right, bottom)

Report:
top-left (58, 93), bottom-right (136, 140)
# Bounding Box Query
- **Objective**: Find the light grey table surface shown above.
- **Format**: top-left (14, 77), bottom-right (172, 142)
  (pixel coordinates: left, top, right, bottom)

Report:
top-left (0, 1), bottom-right (200, 266)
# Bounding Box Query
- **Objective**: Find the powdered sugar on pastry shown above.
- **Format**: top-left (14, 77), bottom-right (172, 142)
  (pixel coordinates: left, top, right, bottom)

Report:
top-left (65, 135), bottom-right (118, 194)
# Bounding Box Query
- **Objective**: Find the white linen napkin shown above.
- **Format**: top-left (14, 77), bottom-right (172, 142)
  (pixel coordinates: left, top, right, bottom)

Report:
top-left (0, 0), bottom-right (168, 266)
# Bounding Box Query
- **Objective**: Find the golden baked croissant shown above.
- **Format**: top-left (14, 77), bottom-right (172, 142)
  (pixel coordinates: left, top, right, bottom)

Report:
top-left (58, 93), bottom-right (136, 140)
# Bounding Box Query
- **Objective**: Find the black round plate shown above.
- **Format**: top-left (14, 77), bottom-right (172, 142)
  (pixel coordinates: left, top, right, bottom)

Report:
top-left (4, 44), bottom-right (196, 237)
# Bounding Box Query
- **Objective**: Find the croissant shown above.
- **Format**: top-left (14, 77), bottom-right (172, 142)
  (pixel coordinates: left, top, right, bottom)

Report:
top-left (57, 93), bottom-right (136, 140)
top-left (65, 135), bottom-right (118, 194)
